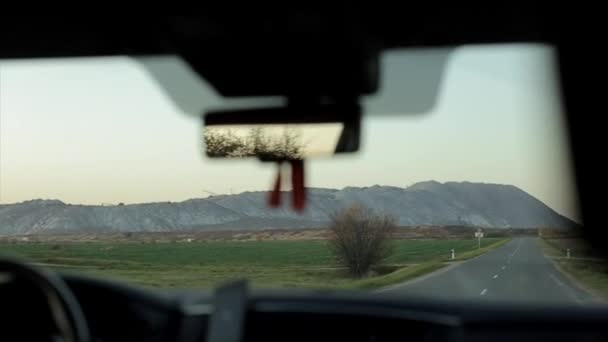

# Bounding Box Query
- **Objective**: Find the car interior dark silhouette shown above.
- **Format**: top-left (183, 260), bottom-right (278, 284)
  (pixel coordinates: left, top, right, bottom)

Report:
top-left (0, 11), bottom-right (606, 342)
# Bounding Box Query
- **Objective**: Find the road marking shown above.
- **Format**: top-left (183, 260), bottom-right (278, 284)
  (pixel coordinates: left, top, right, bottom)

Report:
top-left (480, 289), bottom-right (487, 295)
top-left (548, 273), bottom-right (585, 305)
top-left (493, 274), bottom-right (499, 279)
top-left (549, 273), bottom-right (564, 287)
top-left (509, 242), bottom-right (521, 258)
top-left (501, 266), bottom-right (506, 270)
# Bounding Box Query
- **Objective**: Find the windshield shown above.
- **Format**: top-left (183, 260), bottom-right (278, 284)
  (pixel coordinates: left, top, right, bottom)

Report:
top-left (1, 44), bottom-right (604, 305)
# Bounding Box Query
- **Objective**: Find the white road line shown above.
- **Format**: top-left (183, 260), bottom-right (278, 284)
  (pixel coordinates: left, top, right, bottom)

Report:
top-left (480, 289), bottom-right (487, 295)
top-left (509, 243), bottom-right (521, 258)
top-left (493, 274), bottom-right (499, 279)
top-left (501, 266), bottom-right (506, 270)
top-left (549, 273), bottom-right (564, 287)
top-left (548, 273), bottom-right (584, 305)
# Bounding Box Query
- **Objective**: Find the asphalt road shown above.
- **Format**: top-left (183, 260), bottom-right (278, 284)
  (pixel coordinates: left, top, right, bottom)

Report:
top-left (380, 237), bottom-right (595, 304)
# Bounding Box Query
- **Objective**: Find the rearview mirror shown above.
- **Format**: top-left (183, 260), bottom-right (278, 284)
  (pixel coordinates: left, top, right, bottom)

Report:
top-left (203, 103), bottom-right (360, 161)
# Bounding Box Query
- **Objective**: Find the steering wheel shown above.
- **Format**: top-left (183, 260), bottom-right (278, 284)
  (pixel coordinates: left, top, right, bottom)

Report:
top-left (0, 259), bottom-right (90, 342)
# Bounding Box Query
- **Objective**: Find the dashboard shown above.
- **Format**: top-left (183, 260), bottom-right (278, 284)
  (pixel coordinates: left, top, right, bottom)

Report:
top-left (53, 273), bottom-right (608, 342)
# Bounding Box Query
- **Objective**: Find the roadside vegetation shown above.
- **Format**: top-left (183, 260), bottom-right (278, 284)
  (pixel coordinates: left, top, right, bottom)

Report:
top-left (542, 237), bottom-right (608, 300)
top-left (328, 205), bottom-right (396, 277)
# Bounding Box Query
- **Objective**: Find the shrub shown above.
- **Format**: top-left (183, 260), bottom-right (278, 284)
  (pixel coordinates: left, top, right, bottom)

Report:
top-left (328, 205), bottom-right (397, 278)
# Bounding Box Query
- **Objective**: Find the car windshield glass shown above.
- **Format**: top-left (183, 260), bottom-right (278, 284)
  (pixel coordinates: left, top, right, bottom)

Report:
top-left (1, 44), bottom-right (605, 305)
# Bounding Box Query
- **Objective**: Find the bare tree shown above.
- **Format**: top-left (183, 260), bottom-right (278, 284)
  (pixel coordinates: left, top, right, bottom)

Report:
top-left (247, 127), bottom-right (270, 155)
top-left (328, 205), bottom-right (397, 277)
top-left (268, 127), bottom-right (304, 160)
top-left (205, 129), bottom-right (249, 157)
top-left (204, 126), bottom-right (306, 160)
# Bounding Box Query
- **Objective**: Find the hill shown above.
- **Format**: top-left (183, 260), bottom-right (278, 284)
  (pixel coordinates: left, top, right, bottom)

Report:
top-left (0, 181), bottom-right (575, 235)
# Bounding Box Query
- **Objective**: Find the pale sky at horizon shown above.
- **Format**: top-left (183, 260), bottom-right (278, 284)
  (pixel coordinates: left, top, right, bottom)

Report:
top-left (0, 44), bottom-right (581, 221)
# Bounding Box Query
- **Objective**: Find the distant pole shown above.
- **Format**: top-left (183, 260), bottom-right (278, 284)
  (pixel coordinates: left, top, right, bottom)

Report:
top-left (475, 229), bottom-right (483, 249)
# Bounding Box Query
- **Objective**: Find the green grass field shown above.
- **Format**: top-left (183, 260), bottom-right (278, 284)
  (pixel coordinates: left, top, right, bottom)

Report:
top-left (0, 238), bottom-right (505, 289)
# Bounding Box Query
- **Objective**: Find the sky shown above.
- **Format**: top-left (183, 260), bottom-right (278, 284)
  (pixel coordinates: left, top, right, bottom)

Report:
top-left (0, 44), bottom-right (580, 221)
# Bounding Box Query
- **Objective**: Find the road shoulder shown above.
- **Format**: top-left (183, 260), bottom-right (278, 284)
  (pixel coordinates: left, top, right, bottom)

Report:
top-left (541, 239), bottom-right (607, 303)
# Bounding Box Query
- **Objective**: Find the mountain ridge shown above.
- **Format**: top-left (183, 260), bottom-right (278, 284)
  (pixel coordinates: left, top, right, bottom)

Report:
top-left (0, 181), bottom-right (576, 235)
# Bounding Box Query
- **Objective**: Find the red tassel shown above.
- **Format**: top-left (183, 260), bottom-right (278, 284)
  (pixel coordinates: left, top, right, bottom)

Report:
top-left (268, 163), bottom-right (282, 208)
top-left (291, 160), bottom-right (306, 212)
